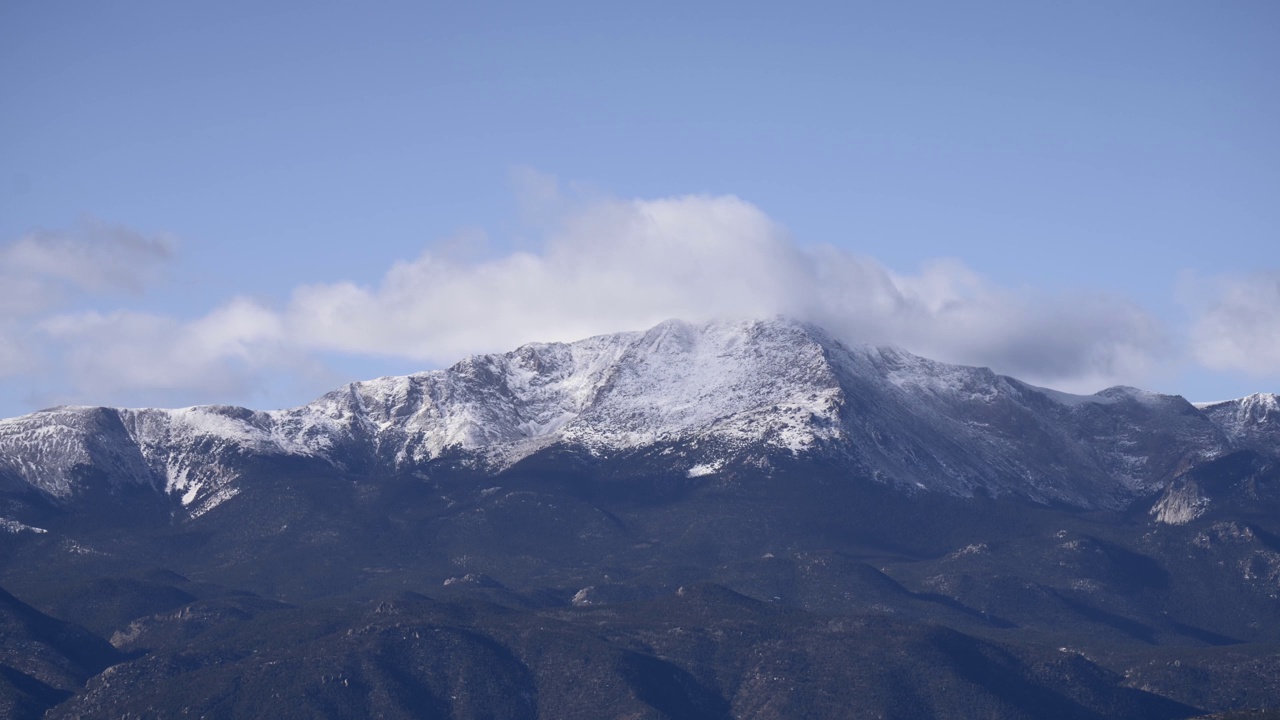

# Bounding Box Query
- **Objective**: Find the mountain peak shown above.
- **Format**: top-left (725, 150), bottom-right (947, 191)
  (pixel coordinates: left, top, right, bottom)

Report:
top-left (1195, 392), bottom-right (1280, 452)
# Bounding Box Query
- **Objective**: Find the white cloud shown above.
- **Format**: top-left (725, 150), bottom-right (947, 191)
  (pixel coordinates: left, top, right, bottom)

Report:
top-left (0, 218), bottom-right (175, 379)
top-left (1188, 271), bottom-right (1280, 377)
top-left (276, 190), bottom-right (1165, 392)
top-left (853, 259), bottom-right (1167, 390)
top-left (4, 185), bottom-right (1175, 409)
top-left (37, 299), bottom-right (308, 408)
top-left (0, 217), bottom-right (172, 305)
top-left (285, 193), bottom-right (809, 361)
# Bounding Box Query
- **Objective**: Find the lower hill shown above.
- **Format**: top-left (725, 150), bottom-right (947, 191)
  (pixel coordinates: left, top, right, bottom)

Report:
top-left (2, 439), bottom-right (1280, 717)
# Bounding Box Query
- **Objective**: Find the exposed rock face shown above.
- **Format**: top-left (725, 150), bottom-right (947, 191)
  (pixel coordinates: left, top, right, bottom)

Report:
top-left (1148, 449), bottom-right (1280, 525)
top-left (1151, 476), bottom-right (1211, 525)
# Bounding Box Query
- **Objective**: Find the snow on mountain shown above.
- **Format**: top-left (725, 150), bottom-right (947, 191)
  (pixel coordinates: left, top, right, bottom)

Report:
top-left (0, 318), bottom-right (1263, 518)
top-left (824, 345), bottom-right (1230, 507)
top-left (1196, 393), bottom-right (1280, 452)
top-left (556, 319), bottom-right (846, 453)
top-left (0, 407), bottom-right (154, 498)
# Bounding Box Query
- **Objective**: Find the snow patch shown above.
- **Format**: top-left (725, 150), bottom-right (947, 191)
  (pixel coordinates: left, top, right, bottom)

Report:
top-left (686, 461), bottom-right (723, 478)
top-left (188, 484), bottom-right (241, 520)
top-left (0, 518), bottom-right (47, 534)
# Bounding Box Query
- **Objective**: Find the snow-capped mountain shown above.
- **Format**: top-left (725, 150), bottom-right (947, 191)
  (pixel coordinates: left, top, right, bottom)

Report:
top-left (0, 318), bottom-right (1267, 518)
top-left (1196, 393), bottom-right (1280, 453)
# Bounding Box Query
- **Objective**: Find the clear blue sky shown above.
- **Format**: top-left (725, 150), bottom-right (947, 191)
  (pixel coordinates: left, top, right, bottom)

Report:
top-left (1, 0), bottom-right (1277, 414)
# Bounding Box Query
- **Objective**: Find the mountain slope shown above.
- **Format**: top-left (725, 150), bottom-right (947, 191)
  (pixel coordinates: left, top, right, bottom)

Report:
top-left (0, 586), bottom-right (121, 720)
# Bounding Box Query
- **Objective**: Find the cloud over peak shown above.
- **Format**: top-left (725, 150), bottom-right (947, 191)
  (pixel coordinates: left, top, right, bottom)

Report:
top-left (6, 179), bottom-right (1263, 412)
top-left (276, 188), bottom-right (1166, 396)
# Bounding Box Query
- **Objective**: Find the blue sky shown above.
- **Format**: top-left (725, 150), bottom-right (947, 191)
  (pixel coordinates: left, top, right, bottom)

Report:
top-left (1, 0), bottom-right (1277, 415)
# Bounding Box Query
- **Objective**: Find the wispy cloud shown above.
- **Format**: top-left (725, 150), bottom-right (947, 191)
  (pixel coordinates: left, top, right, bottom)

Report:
top-left (38, 299), bottom-right (293, 407)
top-left (0, 217), bottom-right (172, 306)
top-left (0, 217), bottom-right (174, 378)
top-left (1187, 271), bottom-right (1280, 378)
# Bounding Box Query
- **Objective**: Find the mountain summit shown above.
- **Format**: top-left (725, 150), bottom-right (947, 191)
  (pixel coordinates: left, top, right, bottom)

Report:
top-left (0, 317), bottom-right (1269, 519)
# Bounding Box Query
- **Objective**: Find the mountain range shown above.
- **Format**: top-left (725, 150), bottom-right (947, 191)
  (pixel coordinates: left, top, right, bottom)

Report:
top-left (3, 317), bottom-right (1274, 518)
top-left (1, 317), bottom-right (1278, 719)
